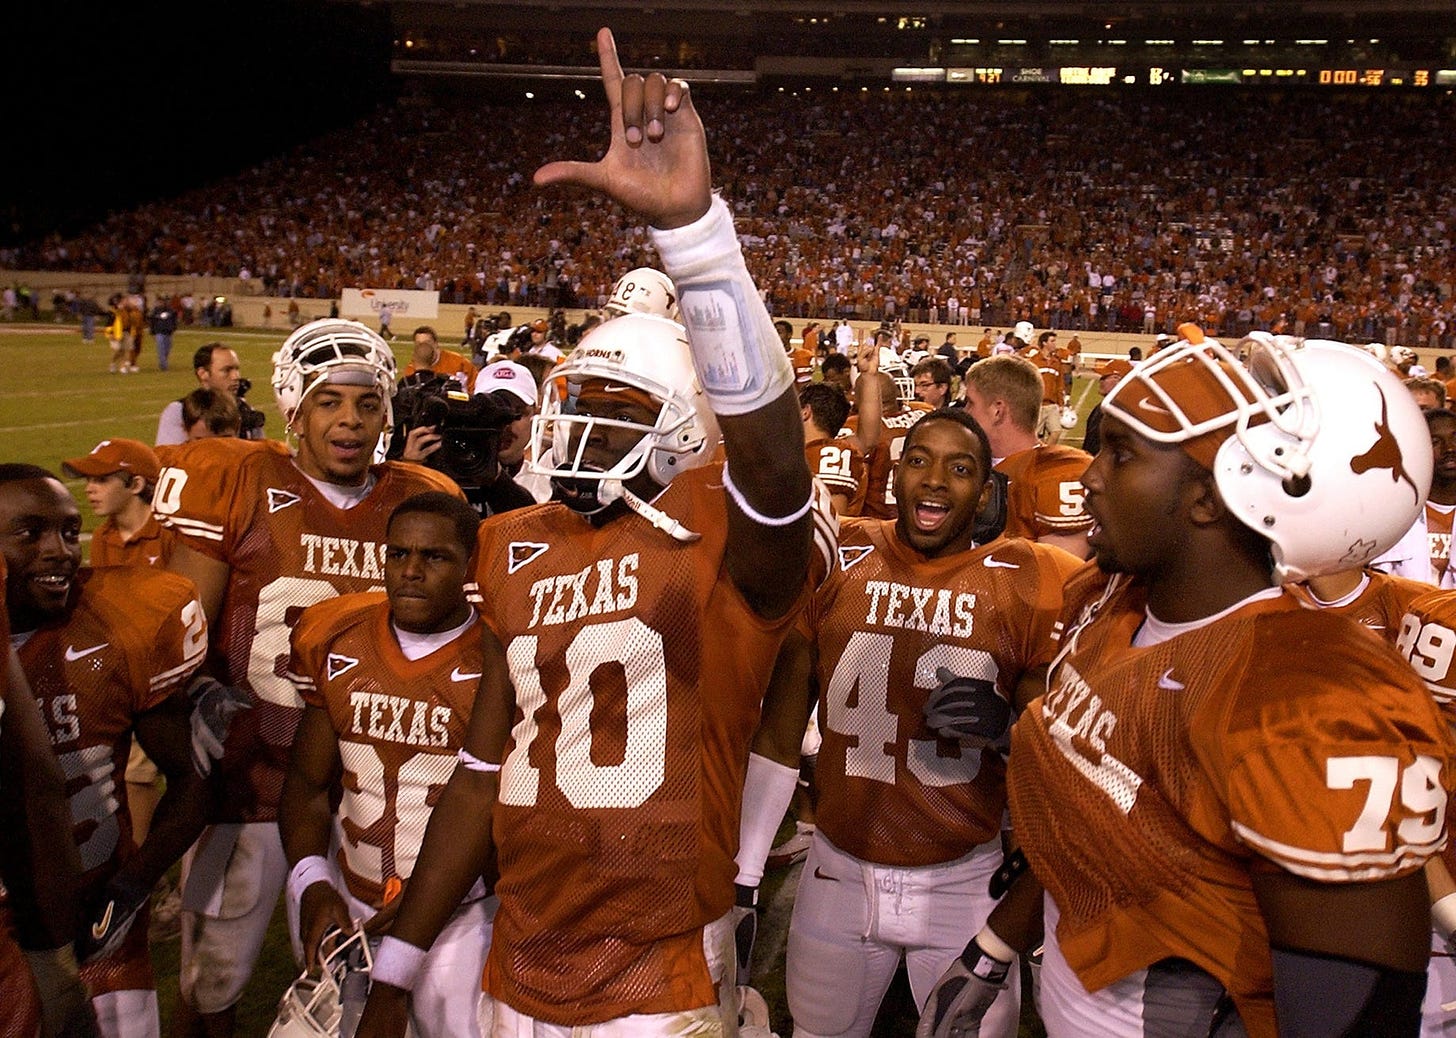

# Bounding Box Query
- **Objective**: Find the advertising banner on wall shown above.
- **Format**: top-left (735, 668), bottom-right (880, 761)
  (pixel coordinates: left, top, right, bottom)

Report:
top-left (339, 288), bottom-right (440, 320)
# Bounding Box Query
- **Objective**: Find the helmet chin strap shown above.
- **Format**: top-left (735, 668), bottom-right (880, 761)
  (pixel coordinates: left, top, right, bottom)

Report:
top-left (599, 479), bottom-right (701, 543)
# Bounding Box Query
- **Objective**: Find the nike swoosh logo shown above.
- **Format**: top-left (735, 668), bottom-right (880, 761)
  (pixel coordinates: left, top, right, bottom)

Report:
top-left (450, 668), bottom-right (483, 683)
top-left (65, 642), bottom-right (109, 662)
top-left (812, 866), bottom-right (838, 882)
top-left (92, 900), bottom-right (114, 940)
top-left (982, 556), bottom-right (1020, 569)
top-left (1157, 668), bottom-right (1186, 691)
top-left (1135, 395), bottom-right (1173, 417)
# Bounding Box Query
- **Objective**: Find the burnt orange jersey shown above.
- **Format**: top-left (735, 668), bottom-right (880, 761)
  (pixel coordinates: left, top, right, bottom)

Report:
top-left (154, 437), bottom-right (461, 821)
top-left (995, 443), bottom-right (1092, 541)
top-left (1011, 569), bottom-right (1454, 1035)
top-left (87, 513), bottom-right (176, 570)
top-left (1286, 568), bottom-right (1431, 642)
top-left (404, 348), bottom-right (478, 389)
top-left (473, 463), bottom-right (803, 1022)
top-left (1393, 588), bottom-right (1456, 877)
top-left (788, 347), bottom-right (816, 386)
top-left (811, 524), bottom-right (1078, 866)
top-left (288, 594), bottom-right (478, 908)
top-left (846, 405), bottom-right (930, 521)
top-left (1019, 347), bottom-right (1064, 404)
top-left (1429, 502), bottom-right (1455, 582)
top-left (805, 436), bottom-right (865, 516)
top-left (0, 905), bottom-right (40, 1038)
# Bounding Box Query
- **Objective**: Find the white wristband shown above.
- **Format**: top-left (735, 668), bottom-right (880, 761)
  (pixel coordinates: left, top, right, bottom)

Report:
top-left (722, 462), bottom-right (814, 528)
top-left (286, 855), bottom-right (335, 909)
top-left (649, 196), bottom-right (793, 416)
top-left (372, 936), bottom-right (428, 991)
top-left (1434, 892), bottom-right (1456, 939)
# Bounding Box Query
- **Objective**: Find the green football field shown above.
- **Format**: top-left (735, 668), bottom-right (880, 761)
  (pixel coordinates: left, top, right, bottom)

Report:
top-left (1, 319), bottom-right (1061, 1036)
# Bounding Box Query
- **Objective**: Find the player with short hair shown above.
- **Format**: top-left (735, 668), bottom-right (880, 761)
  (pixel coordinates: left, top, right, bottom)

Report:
top-left (279, 492), bottom-right (489, 1038)
top-left (157, 318), bottom-right (462, 1038)
top-left (922, 329), bottom-right (1455, 1037)
top-left (962, 354), bottom-right (1093, 559)
top-left (737, 409), bottom-right (1079, 1038)
top-left (355, 29), bottom-right (819, 1036)
top-left (1, 464), bottom-right (210, 1038)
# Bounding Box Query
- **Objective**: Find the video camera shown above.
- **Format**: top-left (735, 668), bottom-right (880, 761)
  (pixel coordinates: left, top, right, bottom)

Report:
top-left (235, 378), bottom-right (267, 438)
top-left (388, 373), bottom-right (524, 488)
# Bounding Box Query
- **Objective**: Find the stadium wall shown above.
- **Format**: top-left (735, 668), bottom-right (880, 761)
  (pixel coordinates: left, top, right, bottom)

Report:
top-left (0, 267), bottom-right (1370, 370)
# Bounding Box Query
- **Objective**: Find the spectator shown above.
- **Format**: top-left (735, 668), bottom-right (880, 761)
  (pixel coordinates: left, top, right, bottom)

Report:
top-left (155, 344), bottom-right (245, 446)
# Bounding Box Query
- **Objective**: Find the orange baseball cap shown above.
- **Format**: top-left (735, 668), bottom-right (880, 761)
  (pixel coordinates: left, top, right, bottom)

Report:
top-left (1096, 359), bottom-right (1134, 380)
top-left (62, 438), bottom-right (161, 482)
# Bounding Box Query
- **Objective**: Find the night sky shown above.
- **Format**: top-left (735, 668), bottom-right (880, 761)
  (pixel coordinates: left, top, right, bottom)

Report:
top-left (6, 1), bottom-right (394, 246)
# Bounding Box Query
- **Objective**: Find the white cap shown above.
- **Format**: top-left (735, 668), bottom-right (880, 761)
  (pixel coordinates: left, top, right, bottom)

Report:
top-left (474, 360), bottom-right (537, 406)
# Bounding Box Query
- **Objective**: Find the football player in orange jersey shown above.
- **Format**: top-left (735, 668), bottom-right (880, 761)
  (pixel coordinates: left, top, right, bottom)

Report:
top-left (0, 552), bottom-right (98, 1038)
top-left (156, 319), bottom-right (462, 1038)
top-left (800, 341), bottom-right (880, 518)
top-left (280, 493), bottom-right (490, 1038)
top-left (735, 410), bottom-right (1079, 1038)
top-left (922, 331), bottom-right (1454, 1037)
top-left (357, 27), bottom-right (818, 1038)
top-left (1, 465), bottom-right (210, 1038)
top-left (961, 354), bottom-right (1093, 559)
top-left (846, 369), bottom-right (931, 522)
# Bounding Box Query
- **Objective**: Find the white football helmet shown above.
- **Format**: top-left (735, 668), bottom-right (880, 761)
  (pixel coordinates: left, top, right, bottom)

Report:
top-left (272, 318), bottom-right (398, 427)
top-left (1105, 329), bottom-right (1432, 582)
top-left (605, 267), bottom-right (680, 321)
top-left (268, 928), bottom-right (372, 1038)
top-left (878, 348), bottom-right (915, 403)
top-left (1059, 406), bottom-right (1079, 429)
top-left (1012, 320), bottom-right (1035, 346)
top-left (1390, 344), bottom-right (1418, 369)
top-left (530, 313), bottom-right (719, 516)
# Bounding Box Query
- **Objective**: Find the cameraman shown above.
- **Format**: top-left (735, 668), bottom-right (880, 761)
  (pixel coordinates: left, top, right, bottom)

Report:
top-left (390, 360), bottom-right (538, 517)
top-left (155, 343), bottom-right (265, 445)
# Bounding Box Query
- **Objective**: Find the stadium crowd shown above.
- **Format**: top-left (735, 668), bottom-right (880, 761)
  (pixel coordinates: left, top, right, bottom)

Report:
top-left (10, 28), bottom-right (1456, 1038)
top-left (8, 88), bottom-right (1455, 349)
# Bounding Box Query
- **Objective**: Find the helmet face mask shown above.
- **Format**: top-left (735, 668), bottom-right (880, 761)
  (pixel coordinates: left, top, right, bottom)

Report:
top-left (272, 319), bottom-right (399, 432)
top-left (529, 314), bottom-right (719, 514)
top-left (1105, 331), bottom-right (1431, 582)
top-left (268, 927), bottom-right (372, 1038)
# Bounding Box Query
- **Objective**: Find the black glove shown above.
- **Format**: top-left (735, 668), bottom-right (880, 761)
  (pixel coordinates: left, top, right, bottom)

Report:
top-left (75, 874), bottom-right (151, 964)
top-left (916, 938), bottom-right (1012, 1038)
top-left (188, 677), bottom-right (252, 777)
top-left (731, 883), bottom-right (759, 988)
top-left (923, 667), bottom-right (1011, 746)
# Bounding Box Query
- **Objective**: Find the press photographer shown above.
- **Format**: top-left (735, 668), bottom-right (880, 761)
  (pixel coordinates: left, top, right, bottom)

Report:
top-left (155, 343), bottom-right (264, 445)
top-left (388, 360), bottom-right (539, 516)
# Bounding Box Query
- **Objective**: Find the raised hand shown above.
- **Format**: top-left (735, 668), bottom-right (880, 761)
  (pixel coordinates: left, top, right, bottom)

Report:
top-left (533, 27), bottom-right (712, 230)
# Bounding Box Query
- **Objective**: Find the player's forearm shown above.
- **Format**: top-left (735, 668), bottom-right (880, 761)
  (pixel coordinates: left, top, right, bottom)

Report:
top-left (278, 779), bottom-right (335, 867)
top-left (121, 768), bottom-right (210, 893)
top-left (386, 768), bottom-right (499, 951)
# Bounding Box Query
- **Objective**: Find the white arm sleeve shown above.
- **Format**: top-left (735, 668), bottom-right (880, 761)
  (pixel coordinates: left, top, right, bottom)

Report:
top-left (649, 196), bottom-right (794, 416)
top-left (734, 752), bottom-right (801, 888)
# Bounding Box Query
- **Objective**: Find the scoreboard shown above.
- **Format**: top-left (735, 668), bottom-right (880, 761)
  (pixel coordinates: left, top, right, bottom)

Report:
top-left (898, 66), bottom-right (1456, 87)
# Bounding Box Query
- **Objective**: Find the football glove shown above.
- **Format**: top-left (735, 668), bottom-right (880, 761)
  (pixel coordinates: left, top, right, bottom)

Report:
top-left (916, 938), bottom-right (1011, 1038)
top-left (731, 883), bottom-right (759, 988)
top-left (923, 667), bottom-right (1011, 746)
top-left (23, 945), bottom-right (100, 1038)
top-left (188, 677), bottom-right (252, 777)
top-left (75, 873), bottom-right (151, 964)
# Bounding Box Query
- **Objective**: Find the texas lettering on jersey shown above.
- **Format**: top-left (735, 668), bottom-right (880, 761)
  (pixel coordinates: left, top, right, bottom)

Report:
top-left (155, 437), bottom-right (460, 822)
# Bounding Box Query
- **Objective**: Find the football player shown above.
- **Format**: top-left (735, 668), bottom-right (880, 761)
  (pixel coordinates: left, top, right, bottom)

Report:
top-left (922, 331), bottom-right (1455, 1037)
top-left (735, 410), bottom-right (1079, 1038)
top-left (846, 368), bottom-right (931, 522)
top-left (0, 552), bottom-right (98, 1038)
top-left (961, 354), bottom-right (1094, 559)
top-left (155, 318), bottom-right (462, 1038)
top-left (800, 342), bottom-right (880, 518)
top-left (1, 465), bottom-right (210, 1038)
top-left (279, 492), bottom-right (489, 1038)
top-left (356, 28), bottom-right (817, 1037)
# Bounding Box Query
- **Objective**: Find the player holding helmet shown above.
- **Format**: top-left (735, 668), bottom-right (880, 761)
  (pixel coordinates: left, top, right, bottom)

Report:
top-left (921, 328), bottom-right (1454, 1037)
top-left (156, 318), bottom-right (462, 1038)
top-left (356, 27), bottom-right (819, 1036)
